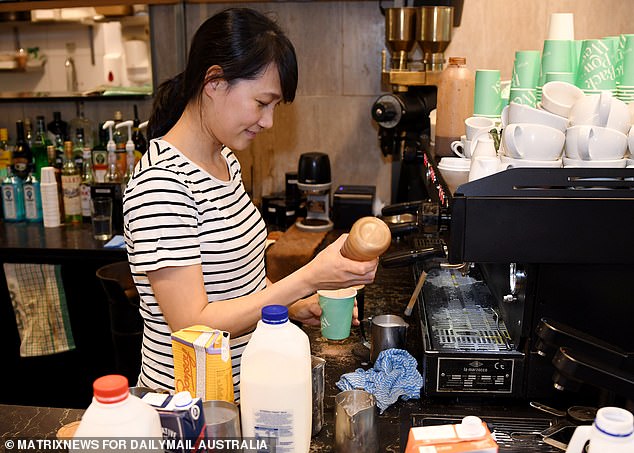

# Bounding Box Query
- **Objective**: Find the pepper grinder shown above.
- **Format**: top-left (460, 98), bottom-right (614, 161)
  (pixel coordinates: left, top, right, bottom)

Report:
top-left (340, 217), bottom-right (392, 261)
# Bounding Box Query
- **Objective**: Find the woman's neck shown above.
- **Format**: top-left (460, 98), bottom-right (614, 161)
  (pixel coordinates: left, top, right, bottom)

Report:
top-left (162, 106), bottom-right (229, 181)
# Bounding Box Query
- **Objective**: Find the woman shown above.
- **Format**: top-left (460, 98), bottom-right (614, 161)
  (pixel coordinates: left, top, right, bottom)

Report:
top-left (123, 8), bottom-right (377, 399)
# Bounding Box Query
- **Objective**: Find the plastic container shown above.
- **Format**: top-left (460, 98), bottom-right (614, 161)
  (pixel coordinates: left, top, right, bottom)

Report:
top-left (74, 374), bottom-right (163, 438)
top-left (340, 216), bottom-right (392, 261)
top-left (240, 305), bottom-right (312, 453)
top-left (434, 57), bottom-right (475, 157)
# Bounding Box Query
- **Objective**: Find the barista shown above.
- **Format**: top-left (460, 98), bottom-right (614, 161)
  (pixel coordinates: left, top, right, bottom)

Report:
top-left (123, 8), bottom-right (377, 400)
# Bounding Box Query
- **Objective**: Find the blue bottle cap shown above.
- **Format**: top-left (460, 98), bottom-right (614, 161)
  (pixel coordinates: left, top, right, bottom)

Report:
top-left (262, 305), bottom-right (289, 325)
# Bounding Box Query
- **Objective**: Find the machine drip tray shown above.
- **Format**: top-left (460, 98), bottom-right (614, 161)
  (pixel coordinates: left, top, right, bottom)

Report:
top-left (402, 414), bottom-right (562, 452)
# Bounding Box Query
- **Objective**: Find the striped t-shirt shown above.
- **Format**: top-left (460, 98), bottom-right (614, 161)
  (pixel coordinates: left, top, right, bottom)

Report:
top-left (123, 139), bottom-right (267, 401)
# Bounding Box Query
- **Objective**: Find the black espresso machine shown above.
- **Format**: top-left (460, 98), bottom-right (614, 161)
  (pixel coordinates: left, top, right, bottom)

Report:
top-left (384, 160), bottom-right (634, 408)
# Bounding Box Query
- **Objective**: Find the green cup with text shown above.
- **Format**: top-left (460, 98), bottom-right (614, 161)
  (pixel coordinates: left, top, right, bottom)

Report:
top-left (511, 50), bottom-right (541, 89)
top-left (318, 287), bottom-right (357, 340)
top-left (474, 69), bottom-right (502, 116)
top-left (576, 39), bottom-right (617, 91)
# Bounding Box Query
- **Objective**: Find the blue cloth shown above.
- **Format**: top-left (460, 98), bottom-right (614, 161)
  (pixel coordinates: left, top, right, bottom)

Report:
top-left (104, 235), bottom-right (125, 248)
top-left (336, 348), bottom-right (423, 413)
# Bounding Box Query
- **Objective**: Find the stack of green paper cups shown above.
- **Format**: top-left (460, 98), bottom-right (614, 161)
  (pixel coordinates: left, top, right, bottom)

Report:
top-left (575, 38), bottom-right (617, 93)
top-left (474, 69), bottom-right (502, 117)
top-left (617, 34), bottom-right (634, 102)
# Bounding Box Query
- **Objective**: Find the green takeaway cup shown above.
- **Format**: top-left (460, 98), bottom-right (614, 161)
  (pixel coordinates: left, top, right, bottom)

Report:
top-left (511, 50), bottom-right (541, 88)
top-left (474, 69), bottom-right (502, 116)
top-left (576, 39), bottom-right (617, 91)
top-left (509, 88), bottom-right (537, 108)
top-left (544, 72), bottom-right (576, 84)
top-left (318, 288), bottom-right (357, 340)
top-left (541, 40), bottom-right (574, 75)
top-left (620, 34), bottom-right (634, 86)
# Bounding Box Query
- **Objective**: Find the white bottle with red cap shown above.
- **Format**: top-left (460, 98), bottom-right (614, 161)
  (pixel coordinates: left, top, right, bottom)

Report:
top-left (74, 374), bottom-right (163, 437)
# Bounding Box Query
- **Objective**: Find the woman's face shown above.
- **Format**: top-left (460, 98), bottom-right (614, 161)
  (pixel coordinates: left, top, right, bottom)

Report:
top-left (206, 64), bottom-right (283, 151)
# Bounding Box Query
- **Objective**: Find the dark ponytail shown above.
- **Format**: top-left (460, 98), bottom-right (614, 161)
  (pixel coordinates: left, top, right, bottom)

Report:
top-left (147, 8), bottom-right (298, 140)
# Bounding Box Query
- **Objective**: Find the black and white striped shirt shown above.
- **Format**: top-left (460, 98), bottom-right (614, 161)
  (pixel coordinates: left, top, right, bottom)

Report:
top-left (123, 139), bottom-right (267, 401)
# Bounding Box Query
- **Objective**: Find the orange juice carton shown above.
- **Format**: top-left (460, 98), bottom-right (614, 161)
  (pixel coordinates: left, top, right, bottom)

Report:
top-left (405, 416), bottom-right (498, 453)
top-left (171, 325), bottom-right (233, 402)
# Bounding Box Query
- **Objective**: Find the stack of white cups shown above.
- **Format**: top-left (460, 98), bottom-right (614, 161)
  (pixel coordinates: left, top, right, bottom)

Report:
top-left (565, 90), bottom-right (631, 167)
top-left (40, 167), bottom-right (61, 228)
top-left (442, 116), bottom-right (500, 189)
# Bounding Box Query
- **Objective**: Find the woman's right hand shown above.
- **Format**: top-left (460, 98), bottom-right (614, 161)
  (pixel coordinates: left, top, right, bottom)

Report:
top-left (303, 234), bottom-right (378, 292)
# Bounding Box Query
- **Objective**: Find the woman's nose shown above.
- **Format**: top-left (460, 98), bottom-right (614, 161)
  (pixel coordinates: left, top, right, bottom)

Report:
top-left (258, 106), bottom-right (275, 129)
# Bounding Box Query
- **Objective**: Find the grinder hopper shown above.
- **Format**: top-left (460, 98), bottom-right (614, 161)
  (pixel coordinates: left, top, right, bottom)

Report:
top-left (385, 7), bottom-right (417, 71)
top-left (416, 6), bottom-right (454, 71)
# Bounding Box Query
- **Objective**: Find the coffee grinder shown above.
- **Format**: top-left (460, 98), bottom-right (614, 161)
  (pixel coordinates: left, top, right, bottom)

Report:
top-left (372, 4), bottom-right (459, 203)
top-left (296, 152), bottom-right (334, 232)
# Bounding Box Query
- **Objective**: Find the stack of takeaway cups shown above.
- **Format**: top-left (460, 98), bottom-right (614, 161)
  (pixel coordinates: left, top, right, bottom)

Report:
top-left (40, 166), bottom-right (62, 228)
top-left (536, 13), bottom-right (576, 103)
top-left (473, 69), bottom-right (503, 119)
top-left (509, 50), bottom-right (541, 107)
top-left (617, 34), bottom-right (634, 103)
top-left (564, 89), bottom-right (631, 168)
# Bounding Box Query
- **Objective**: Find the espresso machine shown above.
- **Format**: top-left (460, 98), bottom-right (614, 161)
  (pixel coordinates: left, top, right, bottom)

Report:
top-left (372, 4), bottom-right (458, 204)
top-left (401, 167), bottom-right (634, 411)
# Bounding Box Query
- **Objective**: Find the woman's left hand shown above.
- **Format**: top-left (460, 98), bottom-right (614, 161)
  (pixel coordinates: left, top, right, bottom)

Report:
top-left (289, 293), bottom-right (360, 327)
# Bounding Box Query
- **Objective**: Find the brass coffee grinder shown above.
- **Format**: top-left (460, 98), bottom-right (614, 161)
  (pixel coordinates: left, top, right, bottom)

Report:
top-left (372, 2), bottom-right (462, 203)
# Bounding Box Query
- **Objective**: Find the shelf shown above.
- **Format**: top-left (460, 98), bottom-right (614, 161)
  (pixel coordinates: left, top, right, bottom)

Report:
top-left (0, 91), bottom-right (151, 102)
top-left (0, 57), bottom-right (47, 72)
top-left (0, 1), bottom-right (179, 14)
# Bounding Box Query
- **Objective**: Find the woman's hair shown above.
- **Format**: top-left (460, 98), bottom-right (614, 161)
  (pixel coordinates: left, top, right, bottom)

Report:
top-left (148, 8), bottom-right (298, 140)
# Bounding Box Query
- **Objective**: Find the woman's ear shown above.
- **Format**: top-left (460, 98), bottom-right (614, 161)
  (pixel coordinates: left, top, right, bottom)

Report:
top-left (204, 65), bottom-right (225, 96)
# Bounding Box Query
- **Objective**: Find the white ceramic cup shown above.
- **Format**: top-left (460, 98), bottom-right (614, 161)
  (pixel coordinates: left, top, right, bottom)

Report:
top-left (629, 127), bottom-right (634, 155)
top-left (569, 91), bottom-right (631, 134)
top-left (451, 135), bottom-right (472, 159)
top-left (469, 156), bottom-right (501, 182)
top-left (501, 102), bottom-right (568, 133)
top-left (499, 155), bottom-right (562, 169)
top-left (540, 81), bottom-right (585, 118)
top-left (565, 125), bottom-right (628, 160)
top-left (469, 129), bottom-right (497, 160)
top-left (563, 156), bottom-right (627, 168)
top-left (465, 116), bottom-right (497, 140)
top-left (438, 157), bottom-right (471, 194)
top-left (502, 123), bottom-right (565, 160)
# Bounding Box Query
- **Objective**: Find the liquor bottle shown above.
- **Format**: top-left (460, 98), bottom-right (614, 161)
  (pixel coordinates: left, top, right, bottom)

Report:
top-left (47, 111), bottom-right (69, 144)
top-left (132, 104), bottom-right (147, 157)
top-left (92, 124), bottom-right (109, 183)
top-left (61, 140), bottom-right (82, 225)
top-left (70, 101), bottom-right (94, 149)
top-left (112, 111), bottom-right (127, 177)
top-left (80, 148), bottom-right (94, 222)
top-left (31, 116), bottom-right (51, 181)
top-left (2, 167), bottom-right (25, 222)
top-left (73, 128), bottom-right (86, 172)
top-left (47, 144), bottom-right (65, 219)
top-left (23, 172), bottom-right (43, 223)
top-left (0, 127), bottom-right (11, 180)
top-left (24, 117), bottom-right (33, 147)
top-left (12, 120), bottom-right (33, 180)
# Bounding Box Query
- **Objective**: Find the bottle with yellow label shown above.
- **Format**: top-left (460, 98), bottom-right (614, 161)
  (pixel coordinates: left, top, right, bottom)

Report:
top-left (61, 140), bottom-right (82, 225)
